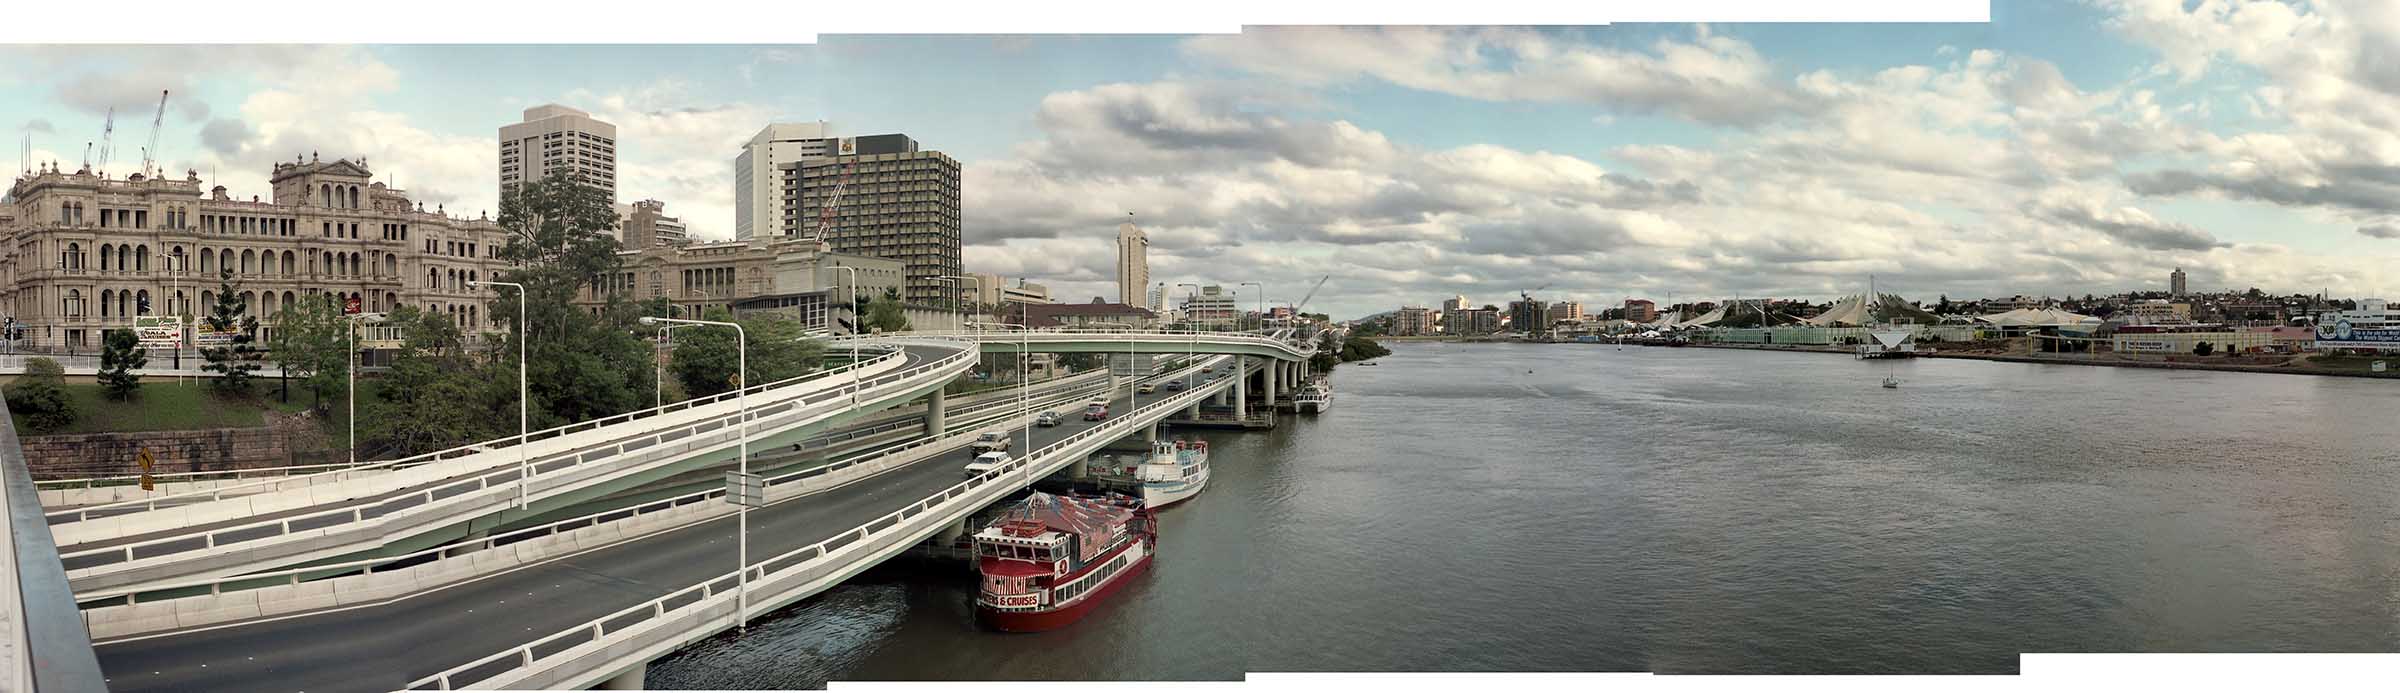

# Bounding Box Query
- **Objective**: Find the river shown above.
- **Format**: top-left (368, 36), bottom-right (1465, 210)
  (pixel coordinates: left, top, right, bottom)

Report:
top-left (648, 342), bottom-right (2400, 685)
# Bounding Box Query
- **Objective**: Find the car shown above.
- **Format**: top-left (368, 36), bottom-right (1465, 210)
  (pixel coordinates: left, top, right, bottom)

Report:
top-left (1083, 401), bottom-right (1110, 421)
top-left (1165, 380), bottom-right (1186, 391)
top-left (1137, 383), bottom-right (1158, 394)
top-left (965, 451), bottom-right (1010, 476)
top-left (1035, 412), bottom-right (1062, 427)
top-left (970, 431), bottom-right (1011, 454)
top-left (1201, 366), bottom-right (1215, 374)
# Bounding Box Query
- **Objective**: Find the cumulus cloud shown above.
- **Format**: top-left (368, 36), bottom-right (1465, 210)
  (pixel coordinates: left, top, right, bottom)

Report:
top-left (570, 82), bottom-right (779, 241)
top-left (2360, 224), bottom-right (2400, 239)
top-left (2026, 194), bottom-right (2228, 251)
top-left (1183, 26), bottom-right (1808, 127)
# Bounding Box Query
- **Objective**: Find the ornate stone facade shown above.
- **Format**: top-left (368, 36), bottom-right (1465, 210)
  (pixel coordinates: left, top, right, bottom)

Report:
top-left (0, 156), bottom-right (511, 350)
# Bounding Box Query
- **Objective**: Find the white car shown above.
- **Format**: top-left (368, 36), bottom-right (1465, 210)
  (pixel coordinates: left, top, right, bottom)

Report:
top-left (970, 430), bottom-right (1011, 454)
top-left (965, 451), bottom-right (1010, 476)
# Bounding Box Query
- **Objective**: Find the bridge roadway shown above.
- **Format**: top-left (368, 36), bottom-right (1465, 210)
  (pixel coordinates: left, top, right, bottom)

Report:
top-left (52, 342), bottom-right (971, 595)
top-left (91, 355), bottom-right (1236, 692)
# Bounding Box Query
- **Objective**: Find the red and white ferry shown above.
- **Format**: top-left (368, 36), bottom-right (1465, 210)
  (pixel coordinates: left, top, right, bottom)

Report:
top-left (973, 492), bottom-right (1158, 632)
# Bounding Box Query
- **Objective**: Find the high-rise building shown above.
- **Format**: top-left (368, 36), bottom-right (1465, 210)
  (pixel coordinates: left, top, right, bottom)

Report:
top-left (1442, 295), bottom-right (1470, 313)
top-left (782, 134), bottom-right (962, 305)
top-left (1443, 307), bottom-right (1500, 335)
top-left (1394, 306), bottom-right (1432, 336)
top-left (615, 199), bottom-right (687, 249)
top-left (1509, 299), bottom-right (1550, 334)
top-left (1117, 219), bottom-right (1148, 308)
top-left (498, 104), bottom-right (616, 202)
top-left (1180, 284), bottom-right (1239, 328)
top-left (733, 121), bottom-right (833, 241)
top-left (1624, 299), bottom-right (1657, 323)
top-left (1146, 283), bottom-right (1167, 312)
top-left (2171, 267), bottom-right (2188, 297)
top-left (965, 272), bottom-right (1051, 310)
top-left (1548, 301), bottom-right (1585, 322)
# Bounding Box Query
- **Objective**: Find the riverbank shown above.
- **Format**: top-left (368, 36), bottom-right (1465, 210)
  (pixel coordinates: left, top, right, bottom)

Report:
top-left (1664, 340), bottom-right (2400, 379)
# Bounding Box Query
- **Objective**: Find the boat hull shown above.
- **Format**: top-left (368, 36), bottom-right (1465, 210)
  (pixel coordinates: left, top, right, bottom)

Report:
top-left (979, 547), bottom-right (1153, 633)
top-left (1141, 466), bottom-right (1209, 509)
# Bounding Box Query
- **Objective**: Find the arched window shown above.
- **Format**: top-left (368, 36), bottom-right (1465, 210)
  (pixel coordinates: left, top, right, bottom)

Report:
top-left (64, 242), bottom-right (81, 270)
top-left (172, 290), bottom-right (186, 316)
top-left (199, 247), bottom-right (214, 274)
top-left (136, 290), bottom-right (151, 316)
top-left (219, 248), bottom-right (234, 274)
top-left (283, 291), bottom-right (295, 311)
top-left (241, 249), bottom-right (256, 275)
top-left (119, 245), bottom-right (131, 272)
top-left (283, 251), bottom-right (296, 275)
top-left (99, 289), bottom-right (113, 317)
top-left (349, 186), bottom-right (360, 210)
top-left (261, 291), bottom-right (277, 315)
top-left (322, 252), bottom-right (334, 275)
top-left (240, 291), bottom-right (256, 311)
top-left (384, 255), bottom-right (397, 276)
top-left (320, 183), bottom-right (332, 207)
top-left (99, 244), bottom-right (113, 271)
top-left (200, 290), bottom-right (213, 309)
top-left (65, 289), bottom-right (82, 317)
top-left (135, 245), bottom-right (149, 271)
top-left (385, 292), bottom-right (398, 312)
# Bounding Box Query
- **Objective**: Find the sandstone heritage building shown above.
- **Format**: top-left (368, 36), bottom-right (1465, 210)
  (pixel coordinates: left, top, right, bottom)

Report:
top-left (0, 155), bottom-right (512, 350)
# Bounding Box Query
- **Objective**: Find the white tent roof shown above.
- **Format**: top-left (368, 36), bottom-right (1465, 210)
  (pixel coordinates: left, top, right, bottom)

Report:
top-left (1974, 307), bottom-right (2101, 328)
top-left (1668, 304), bottom-right (1728, 329)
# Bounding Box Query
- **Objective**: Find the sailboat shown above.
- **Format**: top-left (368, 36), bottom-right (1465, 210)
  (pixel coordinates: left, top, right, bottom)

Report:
top-left (1882, 361), bottom-right (1900, 389)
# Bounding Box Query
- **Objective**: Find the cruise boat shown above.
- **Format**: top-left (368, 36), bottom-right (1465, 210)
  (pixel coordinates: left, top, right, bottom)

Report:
top-left (1294, 380), bottom-right (1333, 414)
top-left (973, 492), bottom-right (1157, 632)
top-left (1133, 439), bottom-right (1210, 509)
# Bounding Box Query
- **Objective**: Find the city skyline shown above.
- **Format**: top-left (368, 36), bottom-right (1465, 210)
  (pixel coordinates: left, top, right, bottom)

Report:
top-left (4, 3), bottom-right (2398, 318)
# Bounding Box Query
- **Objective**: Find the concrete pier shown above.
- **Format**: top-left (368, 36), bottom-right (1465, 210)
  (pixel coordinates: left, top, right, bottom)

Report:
top-left (598, 662), bottom-right (645, 690)
top-left (927, 388), bottom-right (947, 437)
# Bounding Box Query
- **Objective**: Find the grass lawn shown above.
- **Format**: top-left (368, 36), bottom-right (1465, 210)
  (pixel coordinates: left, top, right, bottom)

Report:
top-left (9, 375), bottom-right (379, 436)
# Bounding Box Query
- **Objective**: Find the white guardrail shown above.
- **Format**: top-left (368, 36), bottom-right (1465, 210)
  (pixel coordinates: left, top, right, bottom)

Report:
top-left (918, 328), bottom-right (1318, 361)
top-left (44, 342), bottom-right (917, 521)
top-left (53, 339), bottom-right (982, 591)
top-left (407, 355), bottom-right (1253, 690)
top-left (73, 378), bottom-right (1121, 630)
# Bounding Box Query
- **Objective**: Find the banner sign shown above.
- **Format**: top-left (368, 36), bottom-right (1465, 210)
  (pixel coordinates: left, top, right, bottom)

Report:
top-left (134, 316), bottom-right (184, 349)
top-left (2314, 315), bottom-right (2400, 351)
top-left (194, 321), bottom-right (238, 347)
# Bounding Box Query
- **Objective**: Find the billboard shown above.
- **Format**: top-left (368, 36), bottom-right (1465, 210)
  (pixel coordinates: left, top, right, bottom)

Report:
top-left (133, 316), bottom-right (184, 349)
top-left (2314, 314), bottom-right (2400, 351)
top-left (193, 320), bottom-right (239, 347)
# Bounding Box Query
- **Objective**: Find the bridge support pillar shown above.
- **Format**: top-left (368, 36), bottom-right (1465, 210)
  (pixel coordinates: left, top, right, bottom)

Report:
top-left (1145, 421), bottom-right (1159, 445)
top-left (1265, 360), bottom-right (1279, 404)
top-left (927, 388), bottom-right (947, 437)
top-left (1233, 357), bottom-right (1247, 419)
top-left (598, 662), bottom-right (646, 690)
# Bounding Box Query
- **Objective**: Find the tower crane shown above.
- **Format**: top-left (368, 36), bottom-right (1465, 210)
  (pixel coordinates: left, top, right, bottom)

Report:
top-left (1289, 274), bottom-right (1331, 318)
top-left (95, 107), bottom-right (115, 173)
top-left (1519, 283), bottom-right (1550, 303)
top-left (141, 90), bottom-right (168, 178)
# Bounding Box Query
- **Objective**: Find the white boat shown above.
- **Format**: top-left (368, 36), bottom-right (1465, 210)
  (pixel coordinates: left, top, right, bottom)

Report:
top-left (1294, 381), bottom-right (1333, 414)
top-left (1133, 439), bottom-right (1210, 509)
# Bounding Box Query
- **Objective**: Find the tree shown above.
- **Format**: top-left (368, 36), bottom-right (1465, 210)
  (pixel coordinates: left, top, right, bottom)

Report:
top-left (96, 328), bottom-right (147, 400)
top-left (268, 295), bottom-right (350, 411)
top-left (2193, 341), bottom-right (2215, 356)
top-left (864, 288), bottom-right (911, 333)
top-left (1339, 335), bottom-right (1392, 362)
top-left (492, 170), bottom-right (654, 428)
top-left (670, 307), bottom-right (827, 399)
top-left (360, 306), bottom-right (513, 458)
top-left (201, 268), bottom-right (263, 396)
top-left (1057, 353), bottom-right (1105, 372)
top-left (5, 357), bottom-right (77, 433)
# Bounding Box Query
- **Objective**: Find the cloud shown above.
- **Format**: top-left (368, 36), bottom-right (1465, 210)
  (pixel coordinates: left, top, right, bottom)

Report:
top-left (2027, 194), bottom-right (2229, 251)
top-left (570, 82), bottom-right (779, 241)
top-left (20, 118), bottom-right (53, 134)
top-left (1183, 26), bottom-right (1807, 127)
top-left (2360, 224), bottom-right (2400, 239)
top-left (198, 119), bottom-right (251, 156)
top-left (2125, 168), bottom-right (2400, 216)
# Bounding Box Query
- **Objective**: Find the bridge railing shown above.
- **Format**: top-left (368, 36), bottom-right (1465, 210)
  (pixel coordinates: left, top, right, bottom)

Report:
top-left (408, 355), bottom-right (1240, 690)
top-left (53, 339), bottom-right (980, 580)
top-left (73, 377), bottom-right (1117, 608)
top-left (2, 394), bottom-right (108, 691)
top-left (913, 328), bottom-right (1318, 360)
top-left (45, 341), bottom-right (919, 521)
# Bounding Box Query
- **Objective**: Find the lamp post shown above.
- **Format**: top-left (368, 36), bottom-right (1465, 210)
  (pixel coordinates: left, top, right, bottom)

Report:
top-left (941, 274), bottom-right (984, 370)
top-left (1240, 281), bottom-right (1265, 332)
top-left (346, 311), bottom-right (388, 466)
top-left (828, 265), bottom-right (861, 406)
top-left (467, 279), bottom-right (528, 510)
top-left (1177, 283), bottom-right (1201, 387)
top-left (642, 315), bottom-right (751, 631)
top-left (653, 303), bottom-right (686, 411)
top-left (932, 277), bottom-right (959, 319)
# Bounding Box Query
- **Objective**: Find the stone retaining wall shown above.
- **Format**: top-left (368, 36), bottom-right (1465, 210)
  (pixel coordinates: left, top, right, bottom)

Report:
top-left (19, 412), bottom-right (331, 479)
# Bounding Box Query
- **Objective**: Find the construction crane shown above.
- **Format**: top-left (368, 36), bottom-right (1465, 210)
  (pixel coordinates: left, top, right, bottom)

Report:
top-left (141, 90), bottom-right (168, 178)
top-left (1289, 274), bottom-right (1331, 316)
top-left (95, 107), bottom-right (115, 173)
top-left (1519, 283), bottom-right (1550, 303)
top-left (812, 157), bottom-right (856, 247)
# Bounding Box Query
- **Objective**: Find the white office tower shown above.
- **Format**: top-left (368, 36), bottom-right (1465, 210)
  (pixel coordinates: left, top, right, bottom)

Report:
top-left (499, 104), bottom-right (617, 202)
top-left (735, 121), bottom-right (833, 241)
top-left (1117, 220), bottom-right (1149, 307)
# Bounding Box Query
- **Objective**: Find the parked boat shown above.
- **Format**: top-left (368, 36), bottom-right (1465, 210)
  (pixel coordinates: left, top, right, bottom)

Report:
top-left (973, 492), bottom-right (1157, 632)
top-left (1294, 381), bottom-right (1333, 414)
top-left (1133, 439), bottom-right (1210, 509)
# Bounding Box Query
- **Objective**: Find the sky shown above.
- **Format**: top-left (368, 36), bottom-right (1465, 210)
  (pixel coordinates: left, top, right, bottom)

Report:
top-left (5, 1), bottom-right (2400, 319)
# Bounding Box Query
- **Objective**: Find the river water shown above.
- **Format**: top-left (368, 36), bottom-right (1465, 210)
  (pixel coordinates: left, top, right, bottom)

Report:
top-left (649, 343), bottom-right (2400, 685)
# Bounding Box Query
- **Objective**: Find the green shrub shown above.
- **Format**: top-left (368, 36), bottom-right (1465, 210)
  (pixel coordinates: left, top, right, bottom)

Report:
top-left (7, 357), bottom-right (78, 433)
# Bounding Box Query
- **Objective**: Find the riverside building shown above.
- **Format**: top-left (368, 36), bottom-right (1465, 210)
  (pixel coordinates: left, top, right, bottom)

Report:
top-left (1, 157), bottom-right (511, 350)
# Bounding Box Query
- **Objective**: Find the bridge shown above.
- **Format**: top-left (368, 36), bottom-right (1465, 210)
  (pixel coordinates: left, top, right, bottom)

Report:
top-left (3, 327), bottom-right (1321, 690)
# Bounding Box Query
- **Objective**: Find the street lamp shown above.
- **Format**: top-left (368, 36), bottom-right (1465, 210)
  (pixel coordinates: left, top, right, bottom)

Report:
top-left (640, 314), bottom-right (751, 631)
top-left (346, 311), bottom-right (388, 466)
top-left (941, 275), bottom-right (985, 372)
top-left (1240, 281), bottom-right (1266, 332)
top-left (932, 277), bottom-right (959, 318)
top-left (1177, 283), bottom-right (1202, 387)
top-left (827, 265), bottom-right (861, 407)
top-left (1083, 320), bottom-right (1139, 411)
top-left (467, 279), bottom-right (529, 510)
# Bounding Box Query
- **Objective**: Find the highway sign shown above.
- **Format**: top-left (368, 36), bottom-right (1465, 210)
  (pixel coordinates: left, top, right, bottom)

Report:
top-left (344, 295), bottom-right (362, 314)
top-left (724, 471), bottom-right (766, 508)
top-left (134, 316), bottom-right (184, 349)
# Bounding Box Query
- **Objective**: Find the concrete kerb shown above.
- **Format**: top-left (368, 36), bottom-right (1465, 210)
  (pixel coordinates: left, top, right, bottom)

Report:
top-left (78, 380), bottom-right (1079, 641)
